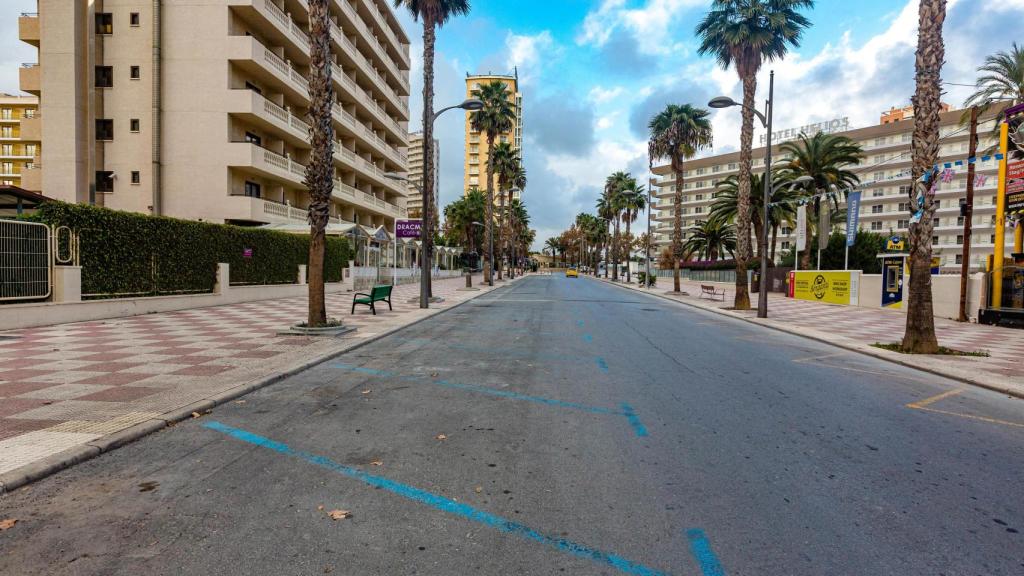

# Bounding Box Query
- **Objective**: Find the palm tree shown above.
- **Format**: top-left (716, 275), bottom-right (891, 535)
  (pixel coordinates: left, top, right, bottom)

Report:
top-left (507, 198), bottom-right (529, 274)
top-left (595, 189), bottom-right (615, 277)
top-left (470, 80), bottom-right (515, 286)
top-left (394, 0), bottom-right (470, 302)
top-left (443, 188), bottom-right (485, 264)
top-left (697, 0), bottom-right (813, 308)
top-left (902, 0), bottom-right (946, 354)
top-left (620, 180), bottom-right (647, 282)
top-left (648, 104), bottom-right (714, 292)
top-left (604, 171), bottom-right (633, 281)
top-left (685, 219), bottom-right (737, 262)
top-left (491, 142), bottom-right (515, 280)
top-left (777, 132), bottom-right (863, 269)
top-left (304, 0), bottom-right (335, 327)
top-left (965, 42), bottom-right (1024, 142)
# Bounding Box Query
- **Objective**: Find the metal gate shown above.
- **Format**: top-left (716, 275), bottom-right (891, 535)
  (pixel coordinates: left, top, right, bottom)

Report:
top-left (0, 219), bottom-right (51, 301)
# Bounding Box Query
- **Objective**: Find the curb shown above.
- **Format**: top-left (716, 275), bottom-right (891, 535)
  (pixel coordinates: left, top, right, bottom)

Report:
top-left (0, 278), bottom-right (519, 495)
top-left (590, 276), bottom-right (1024, 400)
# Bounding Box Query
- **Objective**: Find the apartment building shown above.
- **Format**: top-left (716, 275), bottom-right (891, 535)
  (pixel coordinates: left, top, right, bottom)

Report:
top-left (406, 131), bottom-right (438, 220)
top-left (651, 106), bottom-right (1010, 271)
top-left (0, 94), bottom-right (41, 192)
top-left (464, 71), bottom-right (523, 201)
top-left (18, 0), bottom-right (411, 231)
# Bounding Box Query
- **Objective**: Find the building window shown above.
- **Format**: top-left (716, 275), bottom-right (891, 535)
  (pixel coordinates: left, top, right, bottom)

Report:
top-left (782, 226), bottom-right (792, 235)
top-left (695, 194), bottom-right (703, 201)
top-left (1, 144), bottom-right (12, 155)
top-left (898, 185), bottom-right (912, 195)
top-left (244, 181), bottom-right (261, 198)
top-left (955, 254), bottom-right (963, 265)
top-left (782, 241), bottom-right (791, 250)
top-left (130, 118), bottom-right (140, 132)
top-left (898, 202), bottom-right (909, 212)
top-left (23, 108), bottom-right (35, 119)
top-left (872, 189), bottom-right (884, 197)
top-left (96, 171), bottom-right (114, 192)
top-left (1, 126), bottom-right (13, 138)
top-left (932, 235), bottom-right (939, 244)
top-left (130, 12), bottom-right (140, 26)
top-left (956, 234), bottom-right (964, 245)
top-left (131, 171), bottom-right (140, 184)
top-left (130, 66), bottom-right (141, 80)
top-left (956, 215), bottom-right (965, 226)
top-left (96, 119), bottom-right (114, 141)
top-left (0, 109), bottom-right (10, 119)
top-left (96, 66), bottom-right (113, 88)
top-left (244, 81), bottom-right (262, 95)
top-left (932, 218), bottom-right (940, 227)
top-left (728, 163), bottom-right (736, 170)
top-left (96, 13), bottom-right (113, 34)
top-left (871, 221), bottom-right (883, 231)
top-left (871, 205), bottom-right (883, 214)
top-left (245, 132), bottom-right (261, 146)
top-left (991, 234), bottom-right (996, 244)
top-left (898, 220), bottom-right (909, 229)
top-left (25, 144), bottom-right (36, 157)
top-left (712, 165), bottom-right (721, 173)
top-left (1, 162), bottom-right (13, 175)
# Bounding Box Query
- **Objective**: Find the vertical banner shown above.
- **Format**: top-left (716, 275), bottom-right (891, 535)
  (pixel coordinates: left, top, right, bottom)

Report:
top-left (1007, 160), bottom-right (1024, 214)
top-left (796, 205), bottom-right (807, 251)
top-left (818, 204), bottom-right (830, 250)
top-left (845, 191), bottom-right (861, 247)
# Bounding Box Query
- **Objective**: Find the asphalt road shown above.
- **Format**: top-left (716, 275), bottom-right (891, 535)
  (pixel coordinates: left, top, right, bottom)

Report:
top-left (1, 274), bottom-right (1023, 576)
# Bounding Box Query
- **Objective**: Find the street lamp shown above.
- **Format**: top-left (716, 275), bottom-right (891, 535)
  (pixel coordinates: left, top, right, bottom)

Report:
top-left (710, 69), bottom-right (780, 318)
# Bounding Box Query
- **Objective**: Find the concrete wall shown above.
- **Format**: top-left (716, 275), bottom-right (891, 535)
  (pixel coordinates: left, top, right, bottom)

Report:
top-left (857, 273), bottom-right (984, 321)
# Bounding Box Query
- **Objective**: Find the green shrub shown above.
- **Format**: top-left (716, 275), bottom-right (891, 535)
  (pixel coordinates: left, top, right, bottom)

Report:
top-left (32, 202), bottom-right (350, 297)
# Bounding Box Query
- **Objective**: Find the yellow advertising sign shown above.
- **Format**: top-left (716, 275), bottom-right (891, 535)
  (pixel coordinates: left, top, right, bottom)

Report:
top-left (792, 271), bottom-right (859, 306)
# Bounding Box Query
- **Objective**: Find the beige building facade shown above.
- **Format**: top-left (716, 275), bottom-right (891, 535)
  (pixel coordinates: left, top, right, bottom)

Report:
top-left (406, 131), bottom-right (438, 220)
top-left (18, 0), bottom-right (411, 230)
top-left (464, 72), bottom-right (522, 201)
top-left (652, 106), bottom-right (1010, 271)
top-left (0, 94), bottom-right (41, 192)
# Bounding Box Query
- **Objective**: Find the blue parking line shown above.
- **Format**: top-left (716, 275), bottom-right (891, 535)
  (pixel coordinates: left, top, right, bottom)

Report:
top-left (595, 356), bottom-right (609, 372)
top-left (577, 320), bottom-right (585, 327)
top-left (685, 529), bottom-right (726, 576)
top-left (202, 422), bottom-right (672, 576)
top-left (620, 404), bottom-right (649, 437)
top-left (582, 333), bottom-right (593, 343)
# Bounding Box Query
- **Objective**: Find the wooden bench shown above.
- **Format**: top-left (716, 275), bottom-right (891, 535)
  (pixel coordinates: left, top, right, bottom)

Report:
top-left (351, 284), bottom-right (393, 315)
top-left (699, 284), bottom-right (726, 301)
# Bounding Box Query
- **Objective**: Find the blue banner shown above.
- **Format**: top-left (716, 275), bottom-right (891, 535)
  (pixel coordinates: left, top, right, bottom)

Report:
top-left (845, 191), bottom-right (861, 247)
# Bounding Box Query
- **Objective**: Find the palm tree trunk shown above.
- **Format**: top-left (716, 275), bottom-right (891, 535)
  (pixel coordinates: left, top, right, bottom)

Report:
top-left (419, 16), bottom-right (438, 305)
top-left (624, 218), bottom-right (632, 282)
top-left (612, 217), bottom-right (621, 281)
top-left (902, 0), bottom-right (945, 353)
top-left (305, 0), bottom-right (334, 327)
top-left (497, 189), bottom-right (505, 280)
top-left (770, 225), bottom-right (778, 263)
top-left (484, 134), bottom-right (495, 286)
top-left (672, 162), bottom-right (683, 293)
top-left (733, 72), bottom-right (757, 310)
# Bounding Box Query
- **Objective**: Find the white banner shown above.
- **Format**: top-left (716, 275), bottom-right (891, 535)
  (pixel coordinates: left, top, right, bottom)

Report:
top-left (796, 205), bottom-right (807, 251)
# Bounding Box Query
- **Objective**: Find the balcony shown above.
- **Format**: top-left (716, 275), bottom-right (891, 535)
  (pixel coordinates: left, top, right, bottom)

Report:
top-left (229, 36), bottom-right (310, 103)
top-left (334, 0), bottom-right (409, 96)
top-left (18, 13), bottom-right (39, 46)
top-left (330, 20), bottom-right (409, 116)
top-left (332, 102), bottom-right (406, 168)
top-left (228, 141), bottom-right (307, 186)
top-left (19, 63), bottom-right (40, 94)
top-left (333, 145), bottom-right (405, 195)
top-left (228, 195), bottom-right (353, 225)
top-left (333, 179), bottom-right (406, 217)
top-left (229, 0), bottom-right (311, 56)
top-left (356, 0), bottom-right (411, 70)
top-left (229, 89), bottom-right (310, 147)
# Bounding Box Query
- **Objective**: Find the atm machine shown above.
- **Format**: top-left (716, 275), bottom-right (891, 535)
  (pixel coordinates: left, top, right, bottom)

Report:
top-left (878, 253), bottom-right (908, 309)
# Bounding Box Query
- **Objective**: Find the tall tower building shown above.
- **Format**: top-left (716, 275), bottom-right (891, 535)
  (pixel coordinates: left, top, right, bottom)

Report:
top-left (17, 0), bottom-right (412, 231)
top-left (406, 131), bottom-right (438, 220)
top-left (464, 71), bottom-right (522, 202)
top-left (0, 94), bottom-right (41, 192)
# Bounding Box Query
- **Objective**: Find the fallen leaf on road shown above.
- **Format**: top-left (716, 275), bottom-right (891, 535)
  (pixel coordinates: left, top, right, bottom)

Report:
top-left (0, 519), bottom-right (16, 531)
top-left (317, 505), bottom-right (324, 511)
top-left (327, 510), bottom-right (351, 520)
top-left (474, 486), bottom-right (482, 493)
top-left (361, 390), bottom-right (371, 395)
top-left (370, 460), bottom-right (383, 466)
top-left (191, 412), bottom-right (201, 419)
top-left (435, 434), bottom-right (447, 440)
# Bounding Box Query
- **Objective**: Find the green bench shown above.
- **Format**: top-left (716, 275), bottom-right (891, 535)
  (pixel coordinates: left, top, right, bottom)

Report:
top-left (351, 284), bottom-right (393, 315)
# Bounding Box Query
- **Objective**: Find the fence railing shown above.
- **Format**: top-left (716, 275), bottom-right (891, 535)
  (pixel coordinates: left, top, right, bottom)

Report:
top-left (0, 220), bottom-right (51, 302)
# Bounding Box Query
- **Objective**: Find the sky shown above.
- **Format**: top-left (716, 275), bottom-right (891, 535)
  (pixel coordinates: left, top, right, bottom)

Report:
top-left (3, 0), bottom-right (1023, 249)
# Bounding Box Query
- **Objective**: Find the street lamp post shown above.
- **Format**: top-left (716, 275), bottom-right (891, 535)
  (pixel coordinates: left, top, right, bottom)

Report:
top-left (388, 98), bottom-right (483, 309)
top-left (709, 70), bottom-right (777, 318)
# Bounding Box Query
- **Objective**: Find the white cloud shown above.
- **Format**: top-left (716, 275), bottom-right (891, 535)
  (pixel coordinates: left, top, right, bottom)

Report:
top-left (576, 0), bottom-right (703, 55)
top-left (506, 30), bottom-right (557, 84)
top-left (0, 0), bottom-right (39, 95)
top-left (589, 85), bottom-right (625, 104)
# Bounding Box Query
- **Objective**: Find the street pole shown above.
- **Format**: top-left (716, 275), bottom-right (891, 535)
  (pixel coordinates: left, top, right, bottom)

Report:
top-left (757, 71), bottom-right (775, 318)
top-left (647, 176), bottom-right (653, 289)
top-left (958, 105), bottom-right (978, 322)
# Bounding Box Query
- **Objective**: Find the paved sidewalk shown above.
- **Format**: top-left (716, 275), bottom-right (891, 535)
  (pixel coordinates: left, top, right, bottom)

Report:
top-left (0, 274), bottom-right (513, 490)
top-left (598, 276), bottom-right (1024, 395)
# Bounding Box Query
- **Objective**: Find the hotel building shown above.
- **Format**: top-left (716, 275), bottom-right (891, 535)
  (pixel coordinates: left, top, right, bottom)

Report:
top-left (464, 71), bottom-right (523, 201)
top-left (651, 106), bottom-right (1010, 271)
top-left (18, 0), bottom-right (411, 230)
top-left (406, 131), bottom-right (438, 220)
top-left (0, 94), bottom-right (41, 192)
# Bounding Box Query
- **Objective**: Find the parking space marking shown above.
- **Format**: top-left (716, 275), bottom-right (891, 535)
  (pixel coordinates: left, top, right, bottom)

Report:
top-left (685, 529), bottom-right (726, 576)
top-left (905, 389), bottom-right (1024, 429)
top-left (906, 389), bottom-right (965, 409)
top-left (203, 422), bottom-right (672, 576)
top-left (791, 351), bottom-right (852, 364)
top-left (328, 363), bottom-right (650, 437)
top-left (595, 356), bottom-right (610, 372)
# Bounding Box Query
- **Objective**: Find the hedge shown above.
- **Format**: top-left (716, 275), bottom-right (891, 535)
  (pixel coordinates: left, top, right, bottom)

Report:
top-left (31, 202), bottom-right (350, 297)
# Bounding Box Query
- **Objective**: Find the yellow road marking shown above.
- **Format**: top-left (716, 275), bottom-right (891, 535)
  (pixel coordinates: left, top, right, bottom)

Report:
top-left (906, 389), bottom-right (965, 409)
top-left (909, 406), bottom-right (1024, 429)
top-left (811, 362), bottom-right (933, 383)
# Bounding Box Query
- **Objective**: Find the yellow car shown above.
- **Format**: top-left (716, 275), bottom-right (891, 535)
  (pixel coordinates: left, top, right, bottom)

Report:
top-left (565, 267), bottom-right (579, 278)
